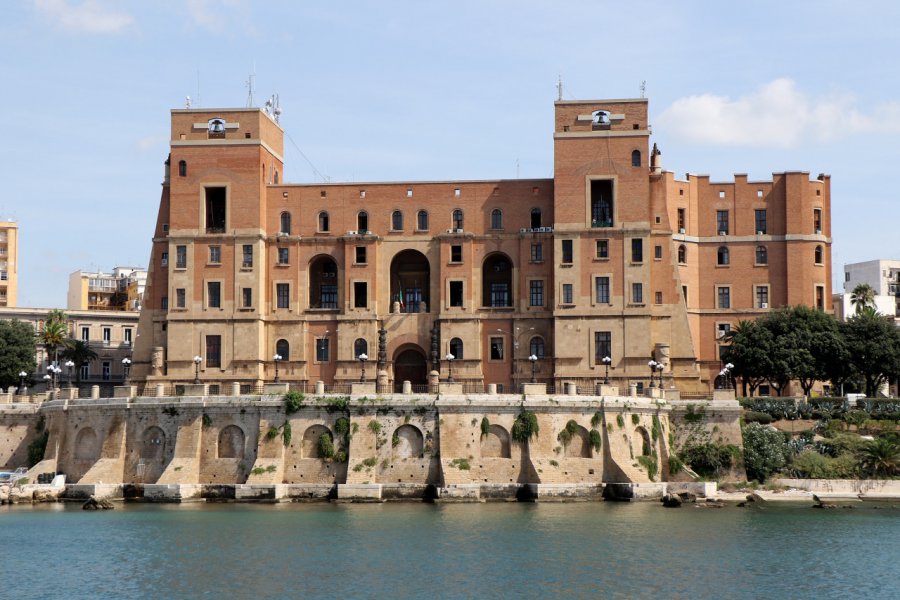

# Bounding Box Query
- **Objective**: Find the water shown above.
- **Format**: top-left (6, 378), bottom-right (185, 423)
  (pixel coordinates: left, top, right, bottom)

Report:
top-left (2, 502), bottom-right (899, 599)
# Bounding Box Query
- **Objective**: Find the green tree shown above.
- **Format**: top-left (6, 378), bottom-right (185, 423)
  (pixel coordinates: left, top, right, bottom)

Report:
top-left (39, 320), bottom-right (70, 368)
top-left (841, 312), bottom-right (900, 396)
top-left (0, 320), bottom-right (36, 389)
top-left (721, 320), bottom-right (774, 395)
top-left (60, 339), bottom-right (98, 385)
top-left (858, 437), bottom-right (900, 477)
top-left (849, 283), bottom-right (876, 315)
top-left (742, 422), bottom-right (790, 482)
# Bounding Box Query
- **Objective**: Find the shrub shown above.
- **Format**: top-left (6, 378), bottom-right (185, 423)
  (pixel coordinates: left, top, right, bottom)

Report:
top-left (631, 414), bottom-right (640, 425)
top-left (637, 454), bottom-right (658, 481)
top-left (557, 420), bottom-right (579, 446)
top-left (281, 422), bottom-right (292, 447)
top-left (591, 411), bottom-right (603, 428)
top-left (251, 466), bottom-right (266, 476)
top-left (265, 425), bottom-right (280, 440)
top-left (651, 415), bottom-right (662, 441)
top-left (549, 459), bottom-right (559, 467)
top-left (324, 396), bottom-right (349, 414)
top-left (681, 442), bottom-right (740, 480)
top-left (333, 451), bottom-right (347, 463)
top-left (162, 406), bottom-right (179, 417)
top-left (744, 411), bottom-right (774, 425)
top-left (368, 420), bottom-right (382, 435)
top-left (859, 437), bottom-right (900, 477)
top-left (391, 431), bottom-right (400, 447)
top-left (284, 390), bottom-right (305, 414)
top-left (361, 457), bottom-right (377, 468)
top-left (265, 464), bottom-right (277, 473)
top-left (449, 458), bottom-right (471, 470)
top-left (683, 404), bottom-right (704, 423)
top-left (318, 432), bottom-right (335, 459)
top-left (616, 414), bottom-right (625, 428)
top-left (27, 430), bottom-right (49, 467)
top-left (202, 413), bottom-right (212, 428)
top-left (589, 429), bottom-right (602, 452)
top-left (668, 455), bottom-right (684, 475)
top-left (334, 417), bottom-right (350, 437)
top-left (511, 411), bottom-right (539, 443)
top-left (790, 449), bottom-right (857, 479)
top-left (742, 422), bottom-right (789, 482)
top-left (481, 417), bottom-right (490, 437)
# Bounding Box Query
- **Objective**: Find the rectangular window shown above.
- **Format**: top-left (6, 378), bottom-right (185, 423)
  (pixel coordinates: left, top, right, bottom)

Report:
top-left (354, 281), bottom-right (367, 308)
top-left (654, 245), bottom-right (662, 260)
top-left (632, 283), bottom-right (643, 304)
top-left (561, 239), bottom-right (573, 264)
top-left (594, 332), bottom-right (611, 364)
top-left (682, 286), bottom-right (688, 302)
top-left (207, 281), bottom-right (221, 308)
top-left (176, 245), bottom-right (187, 269)
top-left (590, 179), bottom-right (614, 227)
top-left (631, 239), bottom-right (643, 263)
top-left (316, 338), bottom-right (330, 362)
top-left (814, 209), bottom-right (822, 233)
top-left (242, 245), bottom-right (253, 268)
top-left (717, 210), bottom-right (729, 235)
top-left (756, 285), bottom-right (769, 308)
top-left (205, 187), bottom-right (226, 233)
top-left (677, 208), bottom-right (685, 232)
top-left (596, 240), bottom-right (609, 259)
top-left (490, 283), bottom-right (509, 307)
top-left (124, 328), bottom-right (132, 345)
top-left (206, 335), bottom-right (222, 368)
top-left (80, 363), bottom-right (89, 380)
top-left (320, 285), bottom-right (337, 309)
top-left (449, 281), bottom-right (463, 307)
top-left (530, 243), bottom-right (543, 262)
top-left (355, 246), bottom-right (366, 264)
top-left (717, 286), bottom-right (731, 309)
top-left (717, 323), bottom-right (731, 340)
top-left (490, 337), bottom-right (504, 360)
top-left (562, 283), bottom-right (573, 305)
top-left (161, 251), bottom-right (168, 267)
top-left (276, 283), bottom-right (290, 309)
top-left (242, 287), bottom-right (252, 308)
top-left (595, 276), bottom-right (610, 304)
top-left (278, 247), bottom-right (289, 265)
top-left (209, 246), bottom-right (221, 264)
top-left (102, 327), bottom-right (111, 344)
top-left (450, 245), bottom-right (462, 263)
top-left (816, 285), bottom-right (825, 310)
top-left (655, 291), bottom-right (663, 304)
top-left (175, 288), bottom-right (185, 308)
top-left (755, 209), bottom-right (767, 234)
top-left (102, 361), bottom-right (111, 381)
top-left (529, 280), bottom-right (544, 307)
top-left (161, 296), bottom-right (168, 310)
top-left (81, 326), bottom-right (89, 341)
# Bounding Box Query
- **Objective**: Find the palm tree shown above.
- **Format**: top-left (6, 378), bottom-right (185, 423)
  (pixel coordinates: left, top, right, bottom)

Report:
top-left (850, 283), bottom-right (876, 315)
top-left (38, 320), bottom-right (70, 368)
top-left (859, 437), bottom-right (900, 477)
top-left (61, 339), bottom-right (98, 386)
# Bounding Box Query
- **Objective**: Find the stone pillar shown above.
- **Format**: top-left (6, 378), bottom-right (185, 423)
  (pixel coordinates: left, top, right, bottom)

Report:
top-left (487, 383), bottom-right (497, 395)
top-left (564, 382), bottom-right (577, 396)
top-left (91, 385), bottom-right (100, 399)
top-left (392, 301), bottom-right (401, 314)
top-left (155, 383), bottom-right (165, 397)
top-left (376, 370), bottom-right (388, 387)
top-left (402, 380), bottom-right (412, 394)
top-left (230, 382), bottom-right (241, 397)
top-left (427, 370), bottom-right (439, 387)
top-left (315, 381), bottom-right (325, 394)
top-left (629, 382), bottom-right (638, 397)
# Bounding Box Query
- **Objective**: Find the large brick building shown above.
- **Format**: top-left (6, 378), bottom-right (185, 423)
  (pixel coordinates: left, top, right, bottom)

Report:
top-left (131, 97), bottom-right (831, 393)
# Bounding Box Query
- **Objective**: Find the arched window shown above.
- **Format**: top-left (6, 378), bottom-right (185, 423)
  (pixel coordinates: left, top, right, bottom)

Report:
top-left (391, 210), bottom-right (403, 231)
top-left (309, 256), bottom-right (339, 308)
top-left (530, 208), bottom-right (542, 229)
top-left (452, 209), bottom-right (463, 231)
top-left (490, 209), bottom-right (503, 230)
top-left (318, 211), bottom-right (329, 232)
top-left (280, 212), bottom-right (291, 235)
top-left (482, 253), bottom-right (513, 307)
top-left (631, 150), bottom-right (641, 167)
top-left (276, 339), bottom-right (290, 361)
top-left (417, 210), bottom-right (428, 231)
top-left (529, 336), bottom-right (545, 359)
top-left (178, 160), bottom-right (187, 177)
top-left (677, 244), bottom-right (686, 264)
top-left (756, 246), bottom-right (768, 265)
top-left (717, 246), bottom-right (729, 266)
top-left (354, 338), bottom-right (368, 358)
top-left (357, 211), bottom-right (369, 233)
top-left (274, 170), bottom-right (279, 184)
top-left (449, 337), bottom-right (464, 360)
top-left (814, 245), bottom-right (823, 264)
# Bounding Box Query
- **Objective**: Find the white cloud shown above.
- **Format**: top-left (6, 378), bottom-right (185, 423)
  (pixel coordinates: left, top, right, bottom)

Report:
top-left (34, 0), bottom-right (134, 34)
top-left (656, 78), bottom-right (900, 148)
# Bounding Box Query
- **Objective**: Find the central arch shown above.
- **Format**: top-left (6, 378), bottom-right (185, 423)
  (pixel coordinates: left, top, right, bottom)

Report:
top-left (393, 345), bottom-right (428, 390)
top-left (390, 250), bottom-right (430, 313)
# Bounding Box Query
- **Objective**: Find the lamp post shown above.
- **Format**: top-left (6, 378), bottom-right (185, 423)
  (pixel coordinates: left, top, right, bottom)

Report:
top-left (724, 362), bottom-right (734, 390)
top-left (528, 354), bottom-right (538, 384)
top-left (601, 356), bottom-right (612, 385)
top-left (43, 373), bottom-right (52, 392)
top-left (648, 360), bottom-right (658, 388)
top-left (655, 361), bottom-right (665, 389)
top-left (445, 353), bottom-right (455, 383)
top-left (48, 365), bottom-right (62, 391)
top-left (19, 371), bottom-right (27, 395)
top-left (65, 360), bottom-right (75, 389)
top-left (122, 357), bottom-right (132, 385)
top-left (273, 353), bottom-right (282, 383)
top-left (193, 355), bottom-right (202, 384)
top-left (358, 353), bottom-right (368, 383)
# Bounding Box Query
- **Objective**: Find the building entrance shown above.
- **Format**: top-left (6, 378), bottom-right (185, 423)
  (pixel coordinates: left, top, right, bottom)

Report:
top-left (394, 347), bottom-right (427, 391)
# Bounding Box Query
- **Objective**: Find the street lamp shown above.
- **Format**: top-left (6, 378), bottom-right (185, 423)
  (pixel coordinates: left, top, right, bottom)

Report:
top-left (445, 353), bottom-right (455, 383)
top-left (655, 361), bottom-right (665, 389)
top-left (18, 371), bottom-right (27, 395)
top-left (724, 362), bottom-right (735, 390)
top-left (43, 373), bottom-right (52, 392)
top-left (193, 355), bottom-right (202, 384)
top-left (122, 357), bottom-right (132, 385)
top-left (358, 353), bottom-right (368, 383)
top-left (48, 365), bottom-right (62, 390)
top-left (601, 356), bottom-right (612, 384)
top-left (273, 353), bottom-right (282, 383)
top-left (648, 360), bottom-right (658, 388)
top-left (528, 354), bottom-right (538, 384)
top-left (65, 360), bottom-right (75, 388)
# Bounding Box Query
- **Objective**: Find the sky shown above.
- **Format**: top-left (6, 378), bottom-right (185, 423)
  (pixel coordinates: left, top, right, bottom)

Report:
top-left (2, 0), bottom-right (898, 308)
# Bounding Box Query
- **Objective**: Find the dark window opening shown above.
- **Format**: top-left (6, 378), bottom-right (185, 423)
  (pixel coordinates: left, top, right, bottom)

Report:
top-left (206, 335), bottom-right (222, 368)
top-left (242, 245), bottom-right (253, 268)
top-left (595, 277), bottom-right (610, 304)
top-left (242, 288), bottom-right (252, 308)
top-left (530, 337), bottom-right (545, 359)
top-left (276, 283), bottom-right (290, 309)
top-left (318, 212), bottom-right (329, 232)
top-left (449, 281), bottom-right (463, 307)
top-left (276, 339), bottom-right (290, 361)
top-left (756, 246), bottom-right (767, 265)
top-left (531, 243), bottom-right (543, 262)
top-left (590, 180), bottom-right (614, 227)
top-left (178, 160), bottom-right (187, 177)
top-left (490, 337), bottom-right (504, 360)
top-left (678, 245), bottom-right (686, 264)
top-left (278, 248), bottom-right (289, 265)
top-left (392, 211), bottom-right (403, 231)
top-left (280, 212), bottom-right (291, 235)
top-left (654, 245), bottom-right (662, 260)
top-left (561, 239), bottom-right (573, 264)
top-left (717, 246), bottom-right (729, 266)
top-left (755, 209), bottom-right (767, 234)
top-left (451, 245), bottom-right (462, 263)
top-left (717, 210), bottom-right (729, 235)
top-left (815, 245), bottom-right (823, 264)
top-left (208, 281), bottom-right (221, 308)
top-left (355, 246), bottom-right (366, 264)
top-left (491, 209), bottom-right (502, 229)
top-left (176, 245), bottom-right (187, 269)
top-left (631, 150), bottom-right (641, 167)
top-left (596, 240), bottom-right (609, 259)
top-left (316, 338), bottom-right (330, 362)
top-left (594, 332), bottom-right (611, 364)
top-left (482, 254), bottom-right (513, 307)
top-left (449, 338), bottom-right (464, 360)
top-left (205, 187), bottom-right (226, 233)
top-left (354, 338), bottom-right (367, 358)
top-left (677, 208), bottom-right (685, 231)
top-left (452, 209), bottom-right (463, 231)
top-left (631, 239), bottom-right (643, 263)
top-left (310, 257), bottom-right (339, 309)
top-left (357, 211), bottom-right (368, 233)
top-left (530, 280), bottom-right (544, 307)
top-left (417, 210), bottom-right (428, 231)
top-left (530, 208), bottom-right (542, 228)
top-left (354, 281), bottom-right (367, 308)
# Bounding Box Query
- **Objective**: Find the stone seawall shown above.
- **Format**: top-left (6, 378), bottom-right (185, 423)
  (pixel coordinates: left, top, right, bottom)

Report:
top-left (1, 393), bottom-right (743, 501)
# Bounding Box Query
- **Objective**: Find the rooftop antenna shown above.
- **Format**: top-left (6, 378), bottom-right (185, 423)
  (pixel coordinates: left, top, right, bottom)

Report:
top-left (640, 80), bottom-right (646, 98)
top-left (245, 72), bottom-right (255, 107)
top-left (264, 94), bottom-right (282, 123)
top-left (557, 75), bottom-right (563, 101)
top-left (185, 96), bottom-right (192, 109)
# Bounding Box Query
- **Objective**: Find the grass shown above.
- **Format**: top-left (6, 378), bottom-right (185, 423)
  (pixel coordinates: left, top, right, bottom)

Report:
top-left (449, 458), bottom-right (471, 470)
